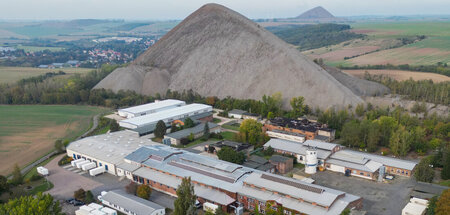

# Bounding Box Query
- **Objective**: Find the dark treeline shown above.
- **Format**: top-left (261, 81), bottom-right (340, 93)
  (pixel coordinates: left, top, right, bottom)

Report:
top-left (267, 23), bottom-right (364, 51)
top-left (17, 71), bottom-right (66, 86)
top-left (364, 73), bottom-right (450, 105)
top-left (338, 63), bottom-right (450, 77)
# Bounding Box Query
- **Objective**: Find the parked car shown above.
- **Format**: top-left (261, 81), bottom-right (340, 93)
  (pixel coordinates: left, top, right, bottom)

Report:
top-left (195, 200), bottom-right (202, 209)
top-left (385, 175), bottom-right (394, 180)
top-left (65, 198), bottom-right (75, 204)
top-left (73, 200), bottom-right (85, 206)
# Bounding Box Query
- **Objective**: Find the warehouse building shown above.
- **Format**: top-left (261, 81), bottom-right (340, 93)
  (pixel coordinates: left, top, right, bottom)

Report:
top-left (325, 150), bottom-right (417, 180)
top-left (264, 117), bottom-right (335, 141)
top-left (125, 145), bottom-right (362, 214)
top-left (66, 130), bottom-right (156, 176)
top-left (100, 190), bottom-right (165, 215)
top-left (164, 122), bottom-right (221, 146)
top-left (118, 99), bottom-right (185, 119)
top-left (266, 129), bottom-right (306, 143)
top-left (119, 104), bottom-right (213, 135)
top-left (263, 139), bottom-right (338, 165)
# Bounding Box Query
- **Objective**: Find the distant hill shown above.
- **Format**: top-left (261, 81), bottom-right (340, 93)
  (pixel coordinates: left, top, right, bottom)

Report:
top-left (94, 4), bottom-right (388, 109)
top-left (296, 6), bottom-right (335, 19)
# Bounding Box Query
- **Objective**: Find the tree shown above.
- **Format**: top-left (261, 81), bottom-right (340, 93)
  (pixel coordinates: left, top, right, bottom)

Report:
top-left (254, 204), bottom-right (260, 215)
top-left (389, 126), bottom-right (410, 156)
top-left (170, 122), bottom-right (181, 133)
top-left (202, 123), bottom-right (210, 140)
top-left (340, 120), bottom-right (361, 148)
top-left (217, 147), bottom-right (246, 164)
top-left (110, 120), bottom-right (120, 132)
top-left (340, 208), bottom-right (351, 215)
top-left (154, 120), bottom-right (166, 138)
top-left (54, 139), bottom-right (65, 153)
top-left (267, 112), bottom-right (274, 119)
top-left (125, 182), bottom-right (138, 195)
top-left (414, 157), bottom-right (434, 182)
top-left (264, 146), bottom-right (274, 156)
top-left (84, 190), bottom-right (94, 203)
top-left (290, 96), bottom-right (305, 118)
top-left (11, 163), bottom-right (23, 185)
top-left (184, 118), bottom-right (195, 128)
top-left (435, 189), bottom-right (450, 215)
top-left (238, 119), bottom-right (264, 145)
top-left (74, 188), bottom-right (86, 201)
top-left (214, 207), bottom-right (228, 215)
top-left (137, 184), bottom-right (152, 200)
top-left (409, 126), bottom-right (426, 153)
top-left (173, 177), bottom-right (197, 215)
top-left (355, 103), bottom-right (365, 117)
top-left (376, 116), bottom-right (398, 147)
top-left (441, 147), bottom-right (450, 180)
top-left (0, 193), bottom-right (63, 215)
top-left (367, 122), bottom-right (380, 152)
top-left (426, 196), bottom-right (438, 215)
top-left (0, 175), bottom-right (8, 195)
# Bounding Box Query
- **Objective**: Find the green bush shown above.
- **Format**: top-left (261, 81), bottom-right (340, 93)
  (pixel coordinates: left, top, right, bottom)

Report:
top-left (30, 174), bottom-right (43, 182)
top-left (58, 155), bottom-right (72, 166)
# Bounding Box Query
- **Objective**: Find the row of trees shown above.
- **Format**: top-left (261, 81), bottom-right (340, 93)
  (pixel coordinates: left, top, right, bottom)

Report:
top-left (364, 73), bottom-right (449, 105)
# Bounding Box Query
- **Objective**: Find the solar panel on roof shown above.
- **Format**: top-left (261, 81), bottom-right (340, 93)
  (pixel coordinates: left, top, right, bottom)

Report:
top-left (260, 174), bottom-right (324, 194)
top-left (168, 161), bottom-right (236, 183)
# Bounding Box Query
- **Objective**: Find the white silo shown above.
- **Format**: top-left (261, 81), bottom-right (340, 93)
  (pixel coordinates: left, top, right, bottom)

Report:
top-left (305, 147), bottom-right (318, 174)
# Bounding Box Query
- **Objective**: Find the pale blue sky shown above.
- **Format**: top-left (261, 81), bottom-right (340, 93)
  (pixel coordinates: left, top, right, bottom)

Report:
top-left (1, 0), bottom-right (449, 20)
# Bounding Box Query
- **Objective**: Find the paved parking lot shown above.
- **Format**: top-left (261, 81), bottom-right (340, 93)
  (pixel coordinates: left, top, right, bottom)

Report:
top-left (310, 170), bottom-right (416, 215)
top-left (45, 154), bottom-right (176, 214)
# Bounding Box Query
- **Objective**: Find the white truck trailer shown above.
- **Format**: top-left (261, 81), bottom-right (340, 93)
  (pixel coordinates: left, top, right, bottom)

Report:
top-left (89, 166), bottom-right (106, 176)
top-left (76, 160), bottom-right (90, 169)
top-left (71, 159), bottom-right (86, 167)
top-left (36, 166), bottom-right (49, 176)
top-left (81, 162), bottom-right (97, 171)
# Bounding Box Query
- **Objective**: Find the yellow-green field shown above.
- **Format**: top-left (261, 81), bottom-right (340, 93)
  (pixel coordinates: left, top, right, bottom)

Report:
top-left (0, 66), bottom-right (93, 84)
top-left (306, 21), bottom-right (450, 66)
top-left (0, 105), bottom-right (109, 175)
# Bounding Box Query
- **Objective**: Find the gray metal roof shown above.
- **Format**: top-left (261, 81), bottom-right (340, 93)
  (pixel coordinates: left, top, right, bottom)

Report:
top-left (121, 104), bottom-right (212, 127)
top-left (116, 162), bottom-right (140, 172)
top-left (102, 190), bottom-right (164, 215)
top-left (303, 140), bottom-right (338, 151)
top-left (67, 130), bottom-right (157, 165)
top-left (326, 159), bottom-right (381, 173)
top-left (164, 122), bottom-right (219, 140)
top-left (341, 150), bottom-right (417, 170)
top-left (119, 99), bottom-right (185, 115)
top-left (229, 109), bottom-right (247, 115)
top-left (269, 155), bottom-right (292, 163)
top-left (264, 138), bottom-right (332, 160)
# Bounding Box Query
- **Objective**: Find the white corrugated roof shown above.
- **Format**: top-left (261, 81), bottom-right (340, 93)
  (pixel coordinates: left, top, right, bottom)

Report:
top-left (303, 140), bottom-right (339, 151)
top-left (121, 104), bottom-right (212, 127)
top-left (264, 138), bottom-right (332, 159)
top-left (119, 99), bottom-right (185, 114)
top-left (343, 150), bottom-right (417, 170)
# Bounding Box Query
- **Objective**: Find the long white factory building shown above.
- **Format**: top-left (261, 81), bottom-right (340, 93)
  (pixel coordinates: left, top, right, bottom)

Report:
top-left (118, 99), bottom-right (186, 119)
top-left (119, 103), bottom-right (213, 135)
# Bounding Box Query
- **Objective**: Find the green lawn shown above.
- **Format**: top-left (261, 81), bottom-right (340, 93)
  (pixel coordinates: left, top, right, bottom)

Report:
top-left (212, 118), bottom-right (222, 123)
top-left (222, 123), bottom-right (241, 132)
top-left (439, 180), bottom-right (450, 187)
top-left (221, 131), bottom-right (236, 141)
top-left (0, 105), bottom-right (109, 175)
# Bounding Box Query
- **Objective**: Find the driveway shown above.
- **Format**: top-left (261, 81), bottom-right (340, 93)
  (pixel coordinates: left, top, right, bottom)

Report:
top-left (44, 154), bottom-right (103, 199)
top-left (310, 170), bottom-right (416, 215)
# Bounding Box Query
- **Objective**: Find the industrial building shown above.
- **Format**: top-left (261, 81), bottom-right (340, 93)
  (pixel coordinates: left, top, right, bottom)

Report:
top-left (242, 155), bottom-right (275, 173)
top-left (263, 139), bottom-right (338, 166)
top-left (66, 130), bottom-right (156, 176)
top-left (164, 122), bottom-right (221, 146)
top-left (205, 140), bottom-right (254, 155)
top-left (119, 104), bottom-right (213, 135)
top-left (118, 99), bottom-right (185, 119)
top-left (326, 150), bottom-right (417, 179)
top-left (266, 129), bottom-right (306, 143)
top-left (263, 117), bottom-right (335, 141)
top-left (402, 198), bottom-right (428, 215)
top-left (100, 190), bottom-right (165, 215)
top-left (269, 155), bottom-right (293, 174)
top-left (125, 144), bottom-right (362, 214)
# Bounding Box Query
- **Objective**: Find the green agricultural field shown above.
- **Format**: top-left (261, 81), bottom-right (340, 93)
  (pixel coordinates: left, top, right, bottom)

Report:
top-left (0, 66), bottom-right (93, 84)
top-left (15, 44), bottom-right (64, 52)
top-left (324, 21), bottom-right (450, 66)
top-left (0, 105), bottom-right (109, 175)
